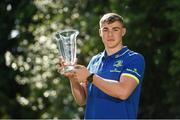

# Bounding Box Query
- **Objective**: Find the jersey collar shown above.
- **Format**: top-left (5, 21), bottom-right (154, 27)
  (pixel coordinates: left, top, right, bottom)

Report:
top-left (101, 46), bottom-right (129, 59)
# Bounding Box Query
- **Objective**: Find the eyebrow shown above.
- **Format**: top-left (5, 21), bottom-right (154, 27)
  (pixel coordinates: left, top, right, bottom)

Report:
top-left (101, 27), bottom-right (122, 30)
top-left (112, 27), bottom-right (122, 29)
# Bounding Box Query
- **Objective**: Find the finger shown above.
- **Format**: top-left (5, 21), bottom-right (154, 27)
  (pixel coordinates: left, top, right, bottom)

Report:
top-left (59, 56), bottom-right (63, 61)
top-left (74, 65), bottom-right (84, 69)
top-left (57, 62), bottom-right (65, 71)
top-left (64, 71), bottom-right (76, 77)
top-left (58, 62), bottom-right (65, 69)
top-left (59, 58), bottom-right (67, 68)
top-left (57, 68), bottom-right (64, 75)
top-left (59, 56), bottom-right (66, 64)
top-left (57, 62), bottom-right (66, 74)
top-left (75, 58), bottom-right (78, 64)
top-left (58, 62), bottom-right (62, 68)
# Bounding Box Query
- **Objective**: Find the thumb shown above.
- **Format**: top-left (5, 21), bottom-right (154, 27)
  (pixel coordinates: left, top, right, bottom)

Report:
top-left (74, 64), bottom-right (84, 69)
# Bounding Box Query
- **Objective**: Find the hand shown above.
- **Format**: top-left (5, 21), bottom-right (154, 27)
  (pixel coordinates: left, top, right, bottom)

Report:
top-left (58, 56), bottom-right (66, 74)
top-left (58, 57), bottom-right (78, 81)
top-left (74, 65), bottom-right (90, 83)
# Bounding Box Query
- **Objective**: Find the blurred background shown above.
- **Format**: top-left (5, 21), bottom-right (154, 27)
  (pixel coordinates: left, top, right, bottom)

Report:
top-left (0, 0), bottom-right (180, 119)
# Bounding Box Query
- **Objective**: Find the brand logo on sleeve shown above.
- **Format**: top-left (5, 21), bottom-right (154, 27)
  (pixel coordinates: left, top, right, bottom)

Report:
top-left (126, 68), bottom-right (141, 77)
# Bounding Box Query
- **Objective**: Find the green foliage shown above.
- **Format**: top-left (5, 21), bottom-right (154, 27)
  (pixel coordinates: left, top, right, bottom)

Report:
top-left (0, 0), bottom-right (180, 119)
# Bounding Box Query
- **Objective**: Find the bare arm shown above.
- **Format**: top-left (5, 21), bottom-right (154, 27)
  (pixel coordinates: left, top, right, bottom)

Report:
top-left (92, 74), bottom-right (138, 100)
top-left (69, 78), bottom-right (87, 106)
top-left (58, 58), bottom-right (87, 106)
top-left (74, 65), bottom-right (138, 100)
top-left (64, 72), bottom-right (87, 106)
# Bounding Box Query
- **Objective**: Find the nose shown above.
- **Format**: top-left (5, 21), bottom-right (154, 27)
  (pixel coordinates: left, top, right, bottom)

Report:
top-left (108, 30), bottom-right (113, 37)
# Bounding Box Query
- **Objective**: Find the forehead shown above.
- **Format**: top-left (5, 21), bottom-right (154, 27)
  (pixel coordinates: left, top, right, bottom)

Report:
top-left (101, 21), bottom-right (123, 28)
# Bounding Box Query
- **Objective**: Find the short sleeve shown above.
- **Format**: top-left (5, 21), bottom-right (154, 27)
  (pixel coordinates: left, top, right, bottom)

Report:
top-left (121, 54), bottom-right (145, 84)
top-left (87, 56), bottom-right (96, 73)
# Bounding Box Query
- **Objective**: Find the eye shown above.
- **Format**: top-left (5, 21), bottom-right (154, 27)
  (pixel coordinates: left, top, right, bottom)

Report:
top-left (102, 29), bottom-right (108, 32)
top-left (113, 28), bottom-right (120, 31)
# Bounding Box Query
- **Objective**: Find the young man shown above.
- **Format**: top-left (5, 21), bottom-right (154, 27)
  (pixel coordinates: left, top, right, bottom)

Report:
top-left (59, 13), bottom-right (145, 119)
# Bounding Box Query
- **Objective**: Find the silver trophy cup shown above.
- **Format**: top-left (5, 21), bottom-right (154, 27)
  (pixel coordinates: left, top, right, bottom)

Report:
top-left (55, 29), bottom-right (79, 74)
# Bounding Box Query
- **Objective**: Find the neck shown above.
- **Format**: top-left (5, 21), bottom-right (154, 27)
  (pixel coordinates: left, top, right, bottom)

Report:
top-left (106, 45), bottom-right (123, 56)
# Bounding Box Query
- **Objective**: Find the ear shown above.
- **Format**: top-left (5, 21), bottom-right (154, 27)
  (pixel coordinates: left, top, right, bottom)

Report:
top-left (122, 28), bottom-right (126, 37)
top-left (99, 29), bottom-right (102, 37)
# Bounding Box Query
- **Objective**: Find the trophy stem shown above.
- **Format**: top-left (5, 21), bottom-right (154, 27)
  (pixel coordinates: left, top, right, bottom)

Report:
top-left (60, 65), bottom-right (75, 74)
top-left (64, 65), bottom-right (74, 72)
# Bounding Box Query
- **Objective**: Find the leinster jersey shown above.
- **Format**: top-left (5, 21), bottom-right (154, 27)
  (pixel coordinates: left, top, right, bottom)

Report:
top-left (85, 46), bottom-right (145, 119)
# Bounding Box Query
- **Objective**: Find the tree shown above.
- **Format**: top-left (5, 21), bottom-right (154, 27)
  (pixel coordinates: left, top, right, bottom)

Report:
top-left (0, 0), bottom-right (38, 118)
top-left (0, 0), bottom-right (180, 118)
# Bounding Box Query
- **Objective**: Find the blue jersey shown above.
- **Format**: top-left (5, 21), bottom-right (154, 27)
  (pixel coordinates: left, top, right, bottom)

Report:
top-left (85, 46), bottom-right (145, 119)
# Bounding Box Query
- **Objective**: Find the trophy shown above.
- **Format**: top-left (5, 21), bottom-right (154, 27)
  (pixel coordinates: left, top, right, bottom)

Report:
top-left (55, 29), bottom-right (79, 74)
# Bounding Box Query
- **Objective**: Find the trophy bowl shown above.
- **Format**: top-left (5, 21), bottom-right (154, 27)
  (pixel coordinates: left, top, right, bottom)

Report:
top-left (54, 29), bottom-right (79, 74)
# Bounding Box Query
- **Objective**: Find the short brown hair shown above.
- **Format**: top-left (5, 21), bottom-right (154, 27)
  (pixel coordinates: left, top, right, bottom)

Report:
top-left (99, 13), bottom-right (124, 28)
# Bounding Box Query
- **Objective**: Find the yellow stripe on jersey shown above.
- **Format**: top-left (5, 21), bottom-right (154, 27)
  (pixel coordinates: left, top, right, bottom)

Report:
top-left (121, 73), bottom-right (140, 84)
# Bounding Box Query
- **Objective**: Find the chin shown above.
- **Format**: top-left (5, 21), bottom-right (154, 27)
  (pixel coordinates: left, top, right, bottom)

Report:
top-left (107, 45), bottom-right (116, 49)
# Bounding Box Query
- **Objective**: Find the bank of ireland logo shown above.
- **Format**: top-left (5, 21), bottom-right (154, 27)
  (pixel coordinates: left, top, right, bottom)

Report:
top-left (126, 68), bottom-right (141, 77)
top-left (113, 60), bottom-right (123, 67)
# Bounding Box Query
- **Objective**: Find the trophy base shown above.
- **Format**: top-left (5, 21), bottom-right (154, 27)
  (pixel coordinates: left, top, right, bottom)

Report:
top-left (60, 66), bottom-right (74, 74)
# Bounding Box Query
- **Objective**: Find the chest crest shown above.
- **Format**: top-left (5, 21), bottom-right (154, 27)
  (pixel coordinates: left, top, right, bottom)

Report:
top-left (113, 60), bottom-right (123, 67)
top-left (110, 60), bottom-right (123, 73)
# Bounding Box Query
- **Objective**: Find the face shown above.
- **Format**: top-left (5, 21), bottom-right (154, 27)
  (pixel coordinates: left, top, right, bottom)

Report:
top-left (99, 21), bottom-right (126, 50)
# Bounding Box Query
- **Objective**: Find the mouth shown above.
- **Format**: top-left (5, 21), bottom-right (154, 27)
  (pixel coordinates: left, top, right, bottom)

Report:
top-left (107, 39), bottom-right (115, 41)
